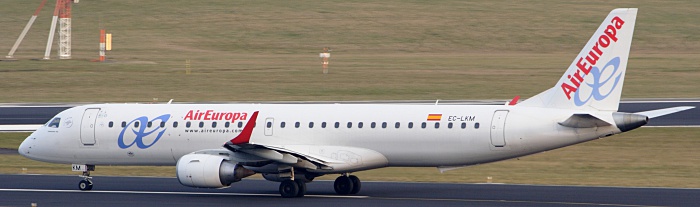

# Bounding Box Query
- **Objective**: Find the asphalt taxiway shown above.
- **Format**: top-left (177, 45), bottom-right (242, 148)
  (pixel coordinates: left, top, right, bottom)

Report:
top-left (0, 174), bottom-right (698, 207)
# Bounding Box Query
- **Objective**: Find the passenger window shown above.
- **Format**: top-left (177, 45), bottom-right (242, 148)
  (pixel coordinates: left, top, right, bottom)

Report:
top-left (461, 122), bottom-right (466, 129)
top-left (212, 122), bottom-right (218, 128)
top-left (322, 122), bottom-right (327, 128)
top-left (474, 122), bottom-right (480, 129)
top-left (108, 121), bottom-right (114, 128)
top-left (358, 122), bottom-right (364, 128)
top-left (309, 122), bottom-right (314, 128)
top-left (371, 122), bottom-right (376, 128)
top-left (408, 122), bottom-right (413, 129)
top-left (199, 122), bottom-right (204, 128)
top-left (448, 122), bottom-right (453, 129)
top-left (224, 122), bottom-right (230, 128)
top-left (238, 122), bottom-right (243, 128)
top-left (280, 122), bottom-right (286, 128)
top-left (435, 122), bottom-right (440, 129)
top-left (160, 122), bottom-right (166, 128)
top-left (295, 122), bottom-right (300, 128)
top-left (266, 122), bottom-right (271, 128)
top-left (347, 122), bottom-right (352, 128)
top-left (173, 122), bottom-right (179, 128)
top-left (395, 122), bottom-right (400, 128)
top-left (147, 122), bottom-right (153, 128)
top-left (381, 122), bottom-right (387, 128)
top-left (421, 122), bottom-right (427, 129)
top-left (186, 121), bottom-right (191, 128)
top-left (122, 121), bottom-right (126, 128)
top-left (134, 121), bottom-right (140, 128)
top-left (334, 122), bottom-right (340, 128)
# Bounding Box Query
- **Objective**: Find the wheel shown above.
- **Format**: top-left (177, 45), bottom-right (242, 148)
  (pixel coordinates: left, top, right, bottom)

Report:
top-left (295, 180), bottom-right (306, 197)
top-left (334, 176), bottom-right (353, 195)
top-left (279, 180), bottom-right (299, 198)
top-left (78, 179), bottom-right (93, 191)
top-left (348, 175), bottom-right (361, 194)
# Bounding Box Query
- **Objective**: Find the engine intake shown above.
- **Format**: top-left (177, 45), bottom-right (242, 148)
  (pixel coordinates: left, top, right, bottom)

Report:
top-left (176, 153), bottom-right (255, 188)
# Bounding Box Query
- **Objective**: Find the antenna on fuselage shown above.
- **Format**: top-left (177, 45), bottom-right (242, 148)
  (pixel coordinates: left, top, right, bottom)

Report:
top-left (168, 99), bottom-right (173, 104)
top-left (435, 99), bottom-right (439, 105)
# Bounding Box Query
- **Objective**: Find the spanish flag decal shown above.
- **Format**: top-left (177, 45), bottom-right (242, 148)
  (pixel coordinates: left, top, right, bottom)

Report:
top-left (427, 114), bottom-right (442, 121)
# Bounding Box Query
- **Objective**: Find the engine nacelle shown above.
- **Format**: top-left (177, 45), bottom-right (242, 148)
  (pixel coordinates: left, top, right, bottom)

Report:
top-left (176, 153), bottom-right (255, 188)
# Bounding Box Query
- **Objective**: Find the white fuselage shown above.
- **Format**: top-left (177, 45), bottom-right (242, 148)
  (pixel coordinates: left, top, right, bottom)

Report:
top-left (19, 103), bottom-right (619, 172)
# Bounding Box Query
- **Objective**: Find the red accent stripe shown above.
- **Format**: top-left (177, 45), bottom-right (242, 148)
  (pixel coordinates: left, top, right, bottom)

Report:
top-left (508, 96), bottom-right (520, 106)
top-left (229, 111), bottom-right (259, 145)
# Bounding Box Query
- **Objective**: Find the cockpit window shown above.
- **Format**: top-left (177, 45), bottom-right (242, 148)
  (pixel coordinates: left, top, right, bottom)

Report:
top-left (47, 118), bottom-right (61, 128)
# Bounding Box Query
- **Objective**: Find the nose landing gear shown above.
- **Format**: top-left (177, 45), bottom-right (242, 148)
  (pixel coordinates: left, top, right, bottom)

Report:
top-left (73, 164), bottom-right (95, 191)
top-left (78, 178), bottom-right (93, 191)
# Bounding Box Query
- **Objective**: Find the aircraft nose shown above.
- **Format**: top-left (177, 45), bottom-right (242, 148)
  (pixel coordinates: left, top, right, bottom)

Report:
top-left (18, 136), bottom-right (33, 158)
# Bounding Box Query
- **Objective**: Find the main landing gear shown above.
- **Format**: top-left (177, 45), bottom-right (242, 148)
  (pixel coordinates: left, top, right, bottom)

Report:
top-left (334, 174), bottom-right (361, 195)
top-left (74, 164), bottom-right (95, 191)
top-left (277, 173), bottom-right (361, 198)
top-left (277, 166), bottom-right (308, 198)
top-left (279, 179), bottom-right (307, 198)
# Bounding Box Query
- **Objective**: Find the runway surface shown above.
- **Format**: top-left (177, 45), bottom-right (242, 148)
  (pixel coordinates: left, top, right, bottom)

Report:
top-left (0, 174), bottom-right (698, 207)
top-left (1, 99), bottom-right (698, 127)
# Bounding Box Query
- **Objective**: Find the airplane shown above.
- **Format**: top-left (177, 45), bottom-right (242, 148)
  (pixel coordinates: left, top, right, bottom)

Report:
top-left (17, 8), bottom-right (694, 198)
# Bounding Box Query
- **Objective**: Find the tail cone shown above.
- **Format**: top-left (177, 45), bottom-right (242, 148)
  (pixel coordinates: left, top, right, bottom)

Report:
top-left (613, 112), bottom-right (648, 132)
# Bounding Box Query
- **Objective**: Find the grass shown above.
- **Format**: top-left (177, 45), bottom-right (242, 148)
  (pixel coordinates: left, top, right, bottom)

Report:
top-left (0, 1), bottom-right (699, 102)
top-left (0, 0), bottom-right (699, 188)
top-left (2, 127), bottom-right (699, 188)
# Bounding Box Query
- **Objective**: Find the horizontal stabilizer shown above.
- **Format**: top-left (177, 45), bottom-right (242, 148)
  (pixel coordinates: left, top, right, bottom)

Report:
top-left (559, 114), bottom-right (612, 128)
top-left (635, 106), bottom-right (695, 118)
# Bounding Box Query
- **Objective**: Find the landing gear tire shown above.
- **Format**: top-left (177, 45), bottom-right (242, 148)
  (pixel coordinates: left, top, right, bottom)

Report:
top-left (334, 175), bottom-right (354, 195)
top-left (279, 180), bottom-right (299, 198)
top-left (348, 175), bottom-right (361, 194)
top-left (295, 180), bottom-right (307, 197)
top-left (78, 179), bottom-right (93, 191)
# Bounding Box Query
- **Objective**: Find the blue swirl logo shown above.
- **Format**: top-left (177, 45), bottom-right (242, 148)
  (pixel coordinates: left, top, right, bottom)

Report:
top-left (573, 57), bottom-right (623, 106)
top-left (118, 114), bottom-right (170, 149)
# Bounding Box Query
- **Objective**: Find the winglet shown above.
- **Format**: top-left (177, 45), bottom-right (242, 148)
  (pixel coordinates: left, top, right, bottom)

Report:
top-left (508, 96), bottom-right (520, 106)
top-left (230, 111), bottom-right (259, 145)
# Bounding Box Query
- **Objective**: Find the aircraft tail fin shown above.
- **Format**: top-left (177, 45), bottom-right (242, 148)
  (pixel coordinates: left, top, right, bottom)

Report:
top-left (519, 8), bottom-right (638, 112)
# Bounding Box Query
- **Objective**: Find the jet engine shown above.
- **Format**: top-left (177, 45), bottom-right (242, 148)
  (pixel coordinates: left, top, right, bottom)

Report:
top-left (176, 153), bottom-right (255, 188)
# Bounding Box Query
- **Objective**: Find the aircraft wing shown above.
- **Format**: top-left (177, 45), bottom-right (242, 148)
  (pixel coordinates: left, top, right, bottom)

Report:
top-left (221, 111), bottom-right (388, 173)
top-left (225, 144), bottom-right (388, 173)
